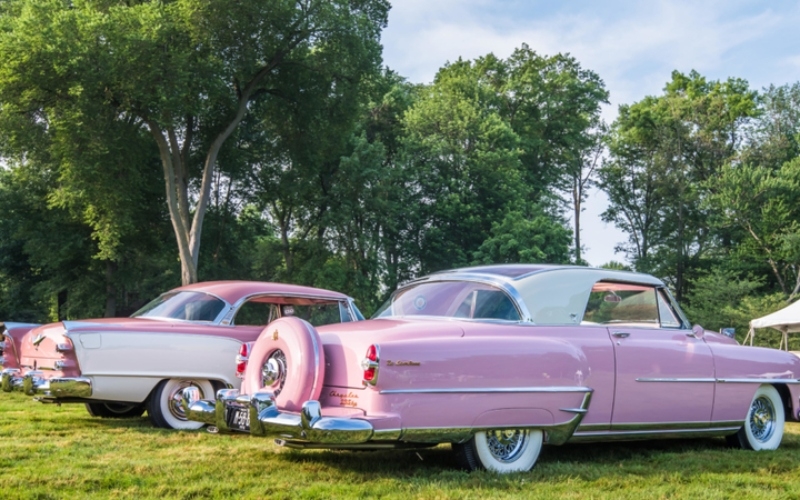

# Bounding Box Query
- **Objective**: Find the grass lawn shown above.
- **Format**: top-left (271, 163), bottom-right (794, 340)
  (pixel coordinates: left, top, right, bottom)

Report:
top-left (2, 391), bottom-right (800, 499)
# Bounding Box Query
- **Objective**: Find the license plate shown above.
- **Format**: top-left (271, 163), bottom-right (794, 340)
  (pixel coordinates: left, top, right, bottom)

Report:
top-left (226, 407), bottom-right (250, 432)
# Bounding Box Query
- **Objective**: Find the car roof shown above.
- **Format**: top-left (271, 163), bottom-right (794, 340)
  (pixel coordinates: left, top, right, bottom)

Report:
top-left (172, 281), bottom-right (350, 305)
top-left (428, 264), bottom-right (664, 286)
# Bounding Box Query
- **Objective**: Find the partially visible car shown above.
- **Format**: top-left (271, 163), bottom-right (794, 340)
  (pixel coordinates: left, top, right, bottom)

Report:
top-left (183, 265), bottom-right (800, 473)
top-left (0, 322), bottom-right (41, 371)
top-left (1, 281), bottom-right (362, 429)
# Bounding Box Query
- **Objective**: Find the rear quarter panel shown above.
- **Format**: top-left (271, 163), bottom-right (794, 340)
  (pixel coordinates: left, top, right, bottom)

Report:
top-left (72, 331), bottom-right (244, 402)
top-left (356, 322), bottom-right (613, 431)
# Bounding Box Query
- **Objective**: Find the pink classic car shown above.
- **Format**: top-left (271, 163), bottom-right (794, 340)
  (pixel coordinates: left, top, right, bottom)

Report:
top-left (1, 281), bottom-right (363, 429)
top-left (0, 322), bottom-right (42, 371)
top-left (183, 265), bottom-right (800, 473)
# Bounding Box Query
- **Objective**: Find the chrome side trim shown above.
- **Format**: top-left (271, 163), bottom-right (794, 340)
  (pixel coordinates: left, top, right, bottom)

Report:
top-left (637, 377), bottom-right (800, 384)
top-left (379, 386), bottom-right (592, 395)
top-left (608, 420), bottom-right (741, 432)
top-left (717, 378), bottom-right (800, 384)
top-left (546, 391), bottom-right (593, 445)
top-left (569, 422), bottom-right (742, 443)
top-left (636, 378), bottom-right (716, 383)
top-left (560, 407), bottom-right (588, 414)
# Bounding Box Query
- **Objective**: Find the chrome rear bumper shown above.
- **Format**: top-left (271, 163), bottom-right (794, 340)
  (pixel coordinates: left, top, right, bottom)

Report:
top-left (182, 388), bottom-right (373, 444)
top-left (1, 368), bottom-right (92, 398)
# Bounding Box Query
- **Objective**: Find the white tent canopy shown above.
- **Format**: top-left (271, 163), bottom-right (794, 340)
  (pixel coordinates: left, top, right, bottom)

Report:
top-left (745, 299), bottom-right (800, 350)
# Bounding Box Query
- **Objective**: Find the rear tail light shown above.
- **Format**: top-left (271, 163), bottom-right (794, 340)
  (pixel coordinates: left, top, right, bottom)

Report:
top-left (56, 342), bottom-right (73, 352)
top-left (361, 344), bottom-right (380, 386)
top-left (236, 342), bottom-right (252, 378)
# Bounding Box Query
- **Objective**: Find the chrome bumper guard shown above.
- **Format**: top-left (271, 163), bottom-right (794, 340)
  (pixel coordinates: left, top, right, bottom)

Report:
top-left (182, 388), bottom-right (374, 445)
top-left (1, 368), bottom-right (92, 398)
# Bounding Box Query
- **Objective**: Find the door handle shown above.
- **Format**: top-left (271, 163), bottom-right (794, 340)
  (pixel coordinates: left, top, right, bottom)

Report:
top-left (611, 331), bottom-right (630, 338)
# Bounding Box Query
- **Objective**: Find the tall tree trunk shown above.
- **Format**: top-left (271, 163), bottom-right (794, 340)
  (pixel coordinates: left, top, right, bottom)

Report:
top-left (572, 176), bottom-right (581, 263)
top-left (57, 290), bottom-right (68, 321)
top-left (104, 260), bottom-right (117, 318)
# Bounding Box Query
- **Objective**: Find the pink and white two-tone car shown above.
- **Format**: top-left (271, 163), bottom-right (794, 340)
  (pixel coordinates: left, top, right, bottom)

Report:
top-left (1, 281), bottom-right (363, 429)
top-left (184, 265), bottom-right (800, 473)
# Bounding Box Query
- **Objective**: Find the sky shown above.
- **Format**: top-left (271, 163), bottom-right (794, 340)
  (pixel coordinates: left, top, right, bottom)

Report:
top-left (380, 0), bottom-right (800, 267)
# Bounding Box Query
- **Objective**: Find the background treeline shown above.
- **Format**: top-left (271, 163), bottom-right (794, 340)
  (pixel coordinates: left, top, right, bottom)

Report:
top-left (0, 1), bottom-right (797, 346)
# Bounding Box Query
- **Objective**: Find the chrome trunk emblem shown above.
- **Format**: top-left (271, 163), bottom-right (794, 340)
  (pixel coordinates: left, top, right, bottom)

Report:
top-left (32, 333), bottom-right (46, 348)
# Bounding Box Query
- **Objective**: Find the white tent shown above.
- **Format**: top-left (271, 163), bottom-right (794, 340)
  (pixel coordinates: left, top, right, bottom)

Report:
top-left (744, 299), bottom-right (800, 350)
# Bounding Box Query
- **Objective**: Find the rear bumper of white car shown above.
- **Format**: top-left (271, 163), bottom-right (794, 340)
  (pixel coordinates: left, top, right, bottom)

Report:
top-left (0, 368), bottom-right (92, 398)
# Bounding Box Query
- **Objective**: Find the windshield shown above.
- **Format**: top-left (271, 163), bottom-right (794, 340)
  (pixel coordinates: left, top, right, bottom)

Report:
top-left (132, 291), bottom-right (227, 323)
top-left (373, 281), bottom-right (521, 321)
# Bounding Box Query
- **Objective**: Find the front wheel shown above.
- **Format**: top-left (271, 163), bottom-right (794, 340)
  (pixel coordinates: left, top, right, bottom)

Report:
top-left (147, 378), bottom-right (214, 430)
top-left (85, 402), bottom-right (145, 419)
top-left (452, 429), bottom-right (543, 473)
top-left (727, 384), bottom-right (785, 451)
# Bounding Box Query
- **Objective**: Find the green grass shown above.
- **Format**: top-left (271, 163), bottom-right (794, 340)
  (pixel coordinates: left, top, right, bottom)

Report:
top-left (2, 392), bottom-right (800, 499)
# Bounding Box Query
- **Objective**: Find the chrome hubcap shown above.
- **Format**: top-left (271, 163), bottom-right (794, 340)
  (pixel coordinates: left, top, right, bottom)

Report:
top-left (749, 396), bottom-right (776, 442)
top-left (261, 350), bottom-right (287, 396)
top-left (169, 382), bottom-right (203, 421)
top-left (486, 429), bottom-right (528, 462)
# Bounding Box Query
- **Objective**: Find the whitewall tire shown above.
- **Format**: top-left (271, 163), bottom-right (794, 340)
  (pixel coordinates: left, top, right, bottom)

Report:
top-left (728, 384), bottom-right (784, 451)
top-left (147, 378), bottom-right (214, 430)
top-left (453, 429), bottom-right (543, 473)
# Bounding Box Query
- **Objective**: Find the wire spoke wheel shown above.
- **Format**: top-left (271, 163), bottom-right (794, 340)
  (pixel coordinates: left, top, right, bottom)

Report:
top-left (748, 395), bottom-right (776, 442)
top-left (485, 430), bottom-right (528, 462)
top-left (727, 384), bottom-right (784, 451)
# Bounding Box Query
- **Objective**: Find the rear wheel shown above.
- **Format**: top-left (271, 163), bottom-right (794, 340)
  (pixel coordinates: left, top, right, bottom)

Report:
top-left (726, 384), bottom-right (784, 450)
top-left (85, 402), bottom-right (145, 419)
top-left (452, 429), bottom-right (543, 473)
top-left (147, 378), bottom-right (214, 430)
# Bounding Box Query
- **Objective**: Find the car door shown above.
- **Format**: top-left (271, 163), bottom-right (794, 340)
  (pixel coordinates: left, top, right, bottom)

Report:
top-left (585, 283), bottom-right (715, 428)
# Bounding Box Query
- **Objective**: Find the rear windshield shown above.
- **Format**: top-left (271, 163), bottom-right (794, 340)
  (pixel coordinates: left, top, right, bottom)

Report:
top-left (132, 291), bottom-right (227, 323)
top-left (373, 281), bottom-right (520, 321)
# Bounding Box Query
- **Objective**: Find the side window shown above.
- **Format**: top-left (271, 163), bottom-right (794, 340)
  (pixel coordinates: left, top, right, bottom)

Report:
top-left (657, 290), bottom-right (682, 328)
top-left (583, 282), bottom-right (659, 327)
top-left (454, 289), bottom-right (521, 321)
top-left (282, 303), bottom-right (343, 327)
top-left (233, 302), bottom-right (278, 326)
top-left (374, 281), bottom-right (520, 321)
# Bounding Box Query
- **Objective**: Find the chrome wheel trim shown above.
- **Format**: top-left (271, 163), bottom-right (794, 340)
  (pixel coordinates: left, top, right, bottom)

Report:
top-left (168, 382), bottom-right (203, 421)
top-left (485, 429), bottom-right (529, 463)
top-left (261, 349), bottom-right (287, 396)
top-left (749, 395), bottom-right (776, 442)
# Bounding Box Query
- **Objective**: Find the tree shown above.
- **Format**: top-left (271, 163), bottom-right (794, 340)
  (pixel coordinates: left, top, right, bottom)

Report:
top-left (0, 0), bottom-right (389, 285)
top-left (709, 158), bottom-right (800, 300)
top-left (600, 71), bottom-right (757, 299)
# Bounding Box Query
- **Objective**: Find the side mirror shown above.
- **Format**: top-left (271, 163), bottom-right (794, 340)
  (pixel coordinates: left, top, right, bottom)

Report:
top-left (688, 324), bottom-right (705, 339)
top-left (721, 327), bottom-right (735, 339)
